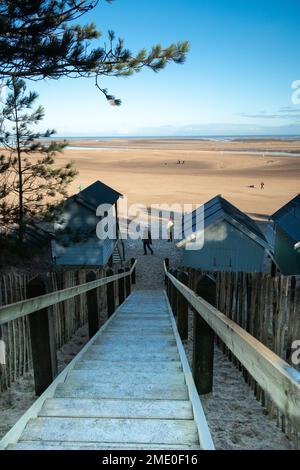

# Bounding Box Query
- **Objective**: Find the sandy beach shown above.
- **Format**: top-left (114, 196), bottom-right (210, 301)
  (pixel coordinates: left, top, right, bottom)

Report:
top-left (56, 138), bottom-right (300, 218)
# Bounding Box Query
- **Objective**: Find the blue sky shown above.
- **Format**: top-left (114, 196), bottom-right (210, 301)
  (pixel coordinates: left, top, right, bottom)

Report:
top-left (29, 0), bottom-right (300, 136)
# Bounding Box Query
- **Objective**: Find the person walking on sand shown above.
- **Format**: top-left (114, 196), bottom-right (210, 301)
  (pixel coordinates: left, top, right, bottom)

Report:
top-left (142, 226), bottom-right (153, 255)
top-left (261, 181), bottom-right (265, 189)
top-left (167, 216), bottom-right (174, 242)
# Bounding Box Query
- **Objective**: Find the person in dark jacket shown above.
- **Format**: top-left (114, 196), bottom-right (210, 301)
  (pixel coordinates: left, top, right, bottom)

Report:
top-left (142, 227), bottom-right (154, 255)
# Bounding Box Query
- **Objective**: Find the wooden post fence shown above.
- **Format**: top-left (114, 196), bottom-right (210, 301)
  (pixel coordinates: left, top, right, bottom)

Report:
top-left (168, 268), bottom-right (175, 313)
top-left (125, 267), bottom-right (131, 297)
top-left (165, 258), bottom-right (169, 285)
top-left (177, 271), bottom-right (189, 341)
top-left (118, 268), bottom-right (125, 305)
top-left (193, 274), bottom-right (216, 395)
top-left (172, 269), bottom-right (179, 317)
top-left (131, 258), bottom-right (136, 285)
top-left (106, 268), bottom-right (115, 317)
top-left (86, 271), bottom-right (99, 338)
top-left (27, 276), bottom-right (57, 396)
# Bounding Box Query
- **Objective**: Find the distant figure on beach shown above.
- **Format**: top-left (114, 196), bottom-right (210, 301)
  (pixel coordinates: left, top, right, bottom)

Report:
top-left (142, 227), bottom-right (153, 255)
top-left (261, 181), bottom-right (265, 189)
top-left (167, 216), bottom-right (174, 242)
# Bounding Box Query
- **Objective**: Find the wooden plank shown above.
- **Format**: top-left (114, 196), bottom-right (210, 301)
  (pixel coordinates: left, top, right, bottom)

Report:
top-left (67, 369), bottom-right (186, 384)
top-left (88, 342), bottom-right (177, 352)
top-left (74, 360), bottom-right (183, 373)
top-left (94, 335), bottom-right (175, 345)
top-left (20, 417), bottom-right (199, 446)
top-left (165, 267), bottom-right (300, 431)
top-left (39, 397), bottom-right (193, 419)
top-left (8, 441), bottom-right (201, 450)
top-left (82, 350), bottom-right (180, 362)
top-left (55, 382), bottom-right (188, 400)
top-left (0, 261), bottom-right (137, 325)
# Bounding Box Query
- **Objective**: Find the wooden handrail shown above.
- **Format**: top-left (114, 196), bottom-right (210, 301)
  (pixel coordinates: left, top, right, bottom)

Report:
top-left (0, 260), bottom-right (137, 325)
top-left (164, 261), bottom-right (300, 430)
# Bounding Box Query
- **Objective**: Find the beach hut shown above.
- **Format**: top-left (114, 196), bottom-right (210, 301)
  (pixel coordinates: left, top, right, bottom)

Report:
top-left (52, 180), bottom-right (124, 267)
top-left (271, 194), bottom-right (300, 275)
top-left (177, 195), bottom-right (271, 272)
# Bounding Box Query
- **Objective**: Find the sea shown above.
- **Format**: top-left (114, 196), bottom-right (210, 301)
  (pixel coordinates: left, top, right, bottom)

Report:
top-left (50, 134), bottom-right (300, 142)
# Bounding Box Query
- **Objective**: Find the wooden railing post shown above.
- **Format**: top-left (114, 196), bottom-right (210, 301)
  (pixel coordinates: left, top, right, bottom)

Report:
top-left (172, 269), bottom-right (179, 317)
top-left (166, 274), bottom-right (170, 299)
top-left (193, 274), bottom-right (216, 395)
top-left (106, 267), bottom-right (115, 317)
top-left (86, 271), bottom-right (99, 338)
top-left (125, 267), bottom-right (131, 297)
top-left (131, 258), bottom-right (136, 285)
top-left (27, 276), bottom-right (57, 396)
top-left (118, 268), bottom-right (125, 305)
top-left (177, 271), bottom-right (189, 340)
top-left (164, 258), bottom-right (169, 285)
top-left (168, 268), bottom-right (175, 311)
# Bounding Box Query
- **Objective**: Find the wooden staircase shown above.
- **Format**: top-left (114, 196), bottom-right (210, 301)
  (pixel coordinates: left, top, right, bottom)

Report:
top-left (3, 290), bottom-right (213, 450)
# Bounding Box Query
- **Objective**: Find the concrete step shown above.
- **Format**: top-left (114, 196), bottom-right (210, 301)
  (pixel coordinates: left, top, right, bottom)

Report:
top-left (55, 382), bottom-right (189, 400)
top-left (66, 369), bottom-right (186, 385)
top-left (20, 417), bottom-right (199, 446)
top-left (39, 398), bottom-right (192, 419)
top-left (8, 441), bottom-right (201, 450)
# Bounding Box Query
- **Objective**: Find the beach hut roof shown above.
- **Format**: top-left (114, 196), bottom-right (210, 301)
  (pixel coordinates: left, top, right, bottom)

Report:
top-left (271, 194), bottom-right (300, 242)
top-left (69, 180), bottom-right (122, 211)
top-left (179, 195), bottom-right (269, 249)
top-left (10, 222), bottom-right (54, 247)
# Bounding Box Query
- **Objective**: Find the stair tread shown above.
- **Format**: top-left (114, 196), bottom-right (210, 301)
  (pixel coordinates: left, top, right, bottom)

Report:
top-left (67, 369), bottom-right (185, 384)
top-left (8, 441), bottom-right (200, 450)
top-left (74, 360), bottom-right (182, 372)
top-left (20, 417), bottom-right (199, 445)
top-left (39, 398), bottom-right (192, 419)
top-left (83, 351), bottom-right (179, 361)
top-left (55, 382), bottom-right (188, 400)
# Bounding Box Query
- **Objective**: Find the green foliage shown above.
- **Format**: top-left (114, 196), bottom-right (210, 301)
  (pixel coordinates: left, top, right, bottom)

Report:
top-left (0, 1), bottom-right (190, 105)
top-left (0, 78), bottom-right (78, 241)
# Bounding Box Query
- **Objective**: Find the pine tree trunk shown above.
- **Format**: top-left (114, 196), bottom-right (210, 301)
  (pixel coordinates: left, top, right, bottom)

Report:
top-left (13, 79), bottom-right (24, 243)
